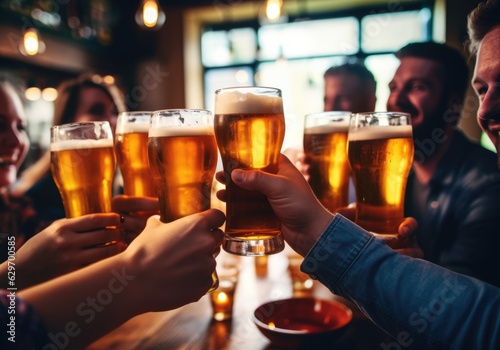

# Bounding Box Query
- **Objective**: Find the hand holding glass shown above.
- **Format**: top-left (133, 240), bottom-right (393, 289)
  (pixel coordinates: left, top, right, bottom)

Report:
top-left (214, 86), bottom-right (286, 256)
top-left (148, 109), bottom-right (219, 292)
top-left (347, 112), bottom-right (414, 248)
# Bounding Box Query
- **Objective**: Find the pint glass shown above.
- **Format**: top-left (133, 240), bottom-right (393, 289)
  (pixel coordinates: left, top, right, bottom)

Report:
top-left (303, 111), bottom-right (351, 212)
top-left (148, 109), bottom-right (219, 292)
top-left (115, 111), bottom-right (156, 197)
top-left (148, 109), bottom-right (218, 222)
top-left (347, 112), bottom-right (414, 246)
top-left (50, 121), bottom-right (116, 218)
top-left (214, 86), bottom-right (286, 256)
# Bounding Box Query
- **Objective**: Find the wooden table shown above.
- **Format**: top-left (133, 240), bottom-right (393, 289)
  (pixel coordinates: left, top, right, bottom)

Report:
top-left (87, 250), bottom-right (390, 350)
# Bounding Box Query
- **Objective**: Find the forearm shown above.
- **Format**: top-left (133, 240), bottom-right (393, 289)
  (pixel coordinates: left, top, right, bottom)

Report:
top-left (302, 215), bottom-right (500, 349)
top-left (18, 253), bottom-right (140, 349)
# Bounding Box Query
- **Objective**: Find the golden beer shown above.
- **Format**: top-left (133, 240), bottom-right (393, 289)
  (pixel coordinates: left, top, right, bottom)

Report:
top-left (115, 112), bottom-right (156, 197)
top-left (50, 138), bottom-right (115, 218)
top-left (148, 118), bottom-right (218, 223)
top-left (348, 113), bottom-right (413, 238)
top-left (303, 112), bottom-right (351, 212)
top-left (149, 109), bottom-right (219, 293)
top-left (214, 86), bottom-right (285, 256)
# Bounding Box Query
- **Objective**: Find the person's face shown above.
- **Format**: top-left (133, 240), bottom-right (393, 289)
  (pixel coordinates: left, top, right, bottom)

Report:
top-left (324, 74), bottom-right (374, 113)
top-left (0, 84), bottom-right (29, 188)
top-left (472, 25), bottom-right (500, 152)
top-left (387, 57), bottom-right (448, 140)
top-left (74, 86), bottom-right (118, 132)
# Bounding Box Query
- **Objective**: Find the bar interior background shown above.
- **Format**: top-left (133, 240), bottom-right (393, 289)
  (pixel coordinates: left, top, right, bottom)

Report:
top-left (0, 0), bottom-right (487, 172)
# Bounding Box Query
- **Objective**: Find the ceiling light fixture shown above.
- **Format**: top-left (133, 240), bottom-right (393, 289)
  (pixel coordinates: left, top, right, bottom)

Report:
top-left (259, 0), bottom-right (287, 25)
top-left (20, 28), bottom-right (45, 56)
top-left (135, 0), bottom-right (166, 30)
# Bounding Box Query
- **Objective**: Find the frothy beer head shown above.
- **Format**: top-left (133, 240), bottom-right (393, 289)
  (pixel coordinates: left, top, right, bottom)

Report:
top-left (348, 125), bottom-right (412, 141)
top-left (50, 138), bottom-right (114, 151)
top-left (304, 122), bottom-right (349, 135)
top-left (215, 88), bottom-right (283, 114)
top-left (118, 122), bottom-right (149, 134)
top-left (148, 125), bottom-right (214, 138)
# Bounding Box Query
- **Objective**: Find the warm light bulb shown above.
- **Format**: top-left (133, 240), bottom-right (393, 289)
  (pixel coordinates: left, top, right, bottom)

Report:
top-left (135, 0), bottom-right (165, 30)
top-left (42, 87), bottom-right (58, 102)
top-left (143, 0), bottom-right (158, 27)
top-left (24, 29), bottom-right (39, 56)
top-left (266, 0), bottom-right (282, 22)
top-left (25, 87), bottom-right (41, 101)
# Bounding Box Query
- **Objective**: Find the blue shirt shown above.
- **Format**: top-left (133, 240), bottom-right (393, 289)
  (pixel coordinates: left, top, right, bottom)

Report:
top-left (302, 214), bottom-right (500, 349)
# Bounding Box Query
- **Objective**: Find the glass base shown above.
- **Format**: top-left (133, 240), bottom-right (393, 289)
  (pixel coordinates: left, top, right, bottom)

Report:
top-left (206, 271), bottom-right (219, 294)
top-left (222, 234), bottom-right (285, 256)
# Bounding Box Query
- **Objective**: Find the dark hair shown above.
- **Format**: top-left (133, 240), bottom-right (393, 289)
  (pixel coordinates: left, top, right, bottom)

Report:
top-left (324, 63), bottom-right (377, 98)
top-left (467, 0), bottom-right (500, 56)
top-left (53, 73), bottom-right (126, 126)
top-left (395, 41), bottom-right (469, 102)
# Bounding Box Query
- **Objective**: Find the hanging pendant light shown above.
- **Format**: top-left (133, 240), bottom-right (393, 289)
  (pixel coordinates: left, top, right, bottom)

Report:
top-left (259, 0), bottom-right (287, 25)
top-left (20, 28), bottom-right (45, 56)
top-left (135, 0), bottom-right (166, 30)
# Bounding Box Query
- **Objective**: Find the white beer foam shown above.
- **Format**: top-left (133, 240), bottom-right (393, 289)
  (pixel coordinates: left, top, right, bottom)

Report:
top-left (304, 123), bottom-right (349, 134)
top-left (118, 122), bottom-right (149, 134)
top-left (348, 125), bottom-right (412, 141)
top-left (149, 124), bottom-right (214, 138)
top-left (50, 138), bottom-right (114, 151)
top-left (215, 90), bottom-right (283, 114)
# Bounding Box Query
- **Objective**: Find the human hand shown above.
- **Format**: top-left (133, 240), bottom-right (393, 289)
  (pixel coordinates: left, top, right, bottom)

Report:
top-left (4, 213), bottom-right (126, 289)
top-left (336, 205), bottom-right (423, 257)
top-left (216, 154), bottom-right (333, 257)
top-left (123, 209), bottom-right (225, 313)
top-left (394, 217), bottom-right (423, 258)
top-left (290, 150), bottom-right (310, 181)
top-left (112, 195), bottom-right (160, 243)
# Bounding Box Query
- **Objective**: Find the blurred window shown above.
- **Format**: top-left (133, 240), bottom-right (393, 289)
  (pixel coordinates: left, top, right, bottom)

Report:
top-left (202, 28), bottom-right (257, 67)
top-left (361, 9), bottom-right (431, 53)
top-left (258, 17), bottom-right (359, 60)
top-left (201, 2), bottom-right (432, 149)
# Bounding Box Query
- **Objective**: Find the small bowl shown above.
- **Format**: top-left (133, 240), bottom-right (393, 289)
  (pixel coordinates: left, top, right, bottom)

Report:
top-left (253, 297), bottom-right (352, 349)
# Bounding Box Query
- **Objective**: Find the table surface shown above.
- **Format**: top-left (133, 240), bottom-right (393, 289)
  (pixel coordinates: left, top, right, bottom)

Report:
top-left (87, 250), bottom-right (390, 350)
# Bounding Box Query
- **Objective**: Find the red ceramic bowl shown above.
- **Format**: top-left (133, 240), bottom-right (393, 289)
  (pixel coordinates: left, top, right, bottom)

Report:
top-left (253, 297), bottom-right (352, 349)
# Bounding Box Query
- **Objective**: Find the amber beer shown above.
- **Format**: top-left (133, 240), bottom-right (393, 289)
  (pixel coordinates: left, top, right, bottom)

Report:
top-left (115, 112), bottom-right (156, 197)
top-left (50, 124), bottom-right (116, 218)
top-left (214, 86), bottom-right (285, 256)
top-left (348, 112), bottom-right (413, 240)
top-left (303, 111), bottom-right (351, 212)
top-left (148, 112), bottom-right (218, 223)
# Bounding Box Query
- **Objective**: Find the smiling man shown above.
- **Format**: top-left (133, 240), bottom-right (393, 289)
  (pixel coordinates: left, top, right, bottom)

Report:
top-left (387, 41), bottom-right (500, 287)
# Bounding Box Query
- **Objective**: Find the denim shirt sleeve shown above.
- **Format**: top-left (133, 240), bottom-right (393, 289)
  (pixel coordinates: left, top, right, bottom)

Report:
top-left (302, 214), bottom-right (500, 350)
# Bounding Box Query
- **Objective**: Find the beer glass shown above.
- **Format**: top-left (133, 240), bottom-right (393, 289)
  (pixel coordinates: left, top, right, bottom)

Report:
top-left (114, 111), bottom-right (156, 197)
top-left (303, 111), bottom-right (351, 212)
top-left (148, 109), bottom-right (219, 292)
top-left (148, 109), bottom-right (218, 223)
top-left (50, 121), bottom-right (116, 218)
top-left (214, 86), bottom-right (286, 256)
top-left (347, 112), bottom-right (414, 247)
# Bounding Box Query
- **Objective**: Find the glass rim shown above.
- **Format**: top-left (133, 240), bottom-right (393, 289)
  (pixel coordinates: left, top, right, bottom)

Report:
top-left (350, 111), bottom-right (411, 118)
top-left (305, 110), bottom-right (352, 118)
top-left (50, 121), bottom-right (111, 131)
top-left (214, 85), bottom-right (282, 95)
top-left (117, 111), bottom-right (152, 117)
top-left (152, 108), bottom-right (212, 116)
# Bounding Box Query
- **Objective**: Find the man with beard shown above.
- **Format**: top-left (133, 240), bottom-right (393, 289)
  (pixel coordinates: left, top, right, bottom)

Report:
top-left (387, 41), bottom-right (500, 287)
